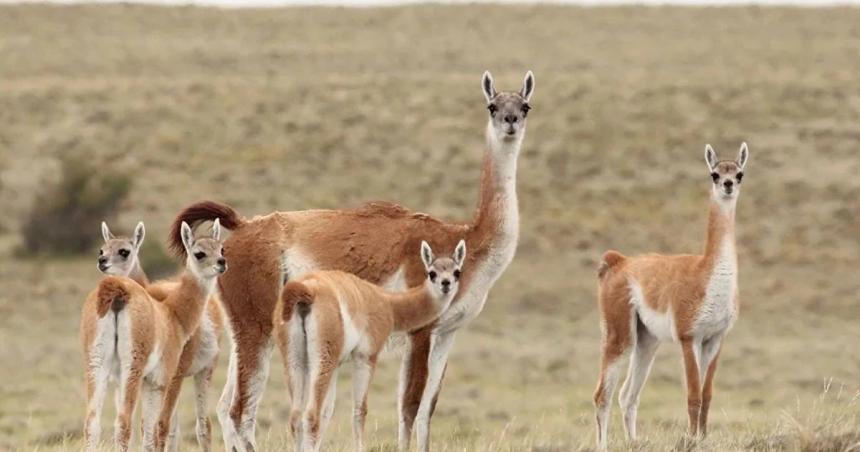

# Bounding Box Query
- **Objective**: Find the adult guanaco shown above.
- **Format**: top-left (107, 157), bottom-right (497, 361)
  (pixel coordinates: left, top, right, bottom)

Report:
top-left (169, 70), bottom-right (534, 452)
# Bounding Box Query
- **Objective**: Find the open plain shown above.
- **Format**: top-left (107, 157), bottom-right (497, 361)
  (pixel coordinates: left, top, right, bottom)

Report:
top-left (0, 4), bottom-right (858, 451)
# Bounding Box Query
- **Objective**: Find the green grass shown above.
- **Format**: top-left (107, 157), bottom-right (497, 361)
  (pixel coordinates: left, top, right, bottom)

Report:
top-left (0, 3), bottom-right (858, 451)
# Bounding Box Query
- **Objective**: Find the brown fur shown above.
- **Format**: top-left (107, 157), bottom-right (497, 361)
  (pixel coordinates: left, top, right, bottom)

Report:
top-left (593, 148), bottom-right (747, 448)
top-left (169, 77), bottom-right (528, 451)
top-left (81, 225), bottom-right (224, 452)
top-left (275, 246), bottom-right (461, 452)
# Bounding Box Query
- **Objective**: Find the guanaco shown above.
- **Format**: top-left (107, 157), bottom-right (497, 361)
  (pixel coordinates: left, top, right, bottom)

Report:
top-left (593, 143), bottom-right (749, 449)
top-left (96, 221), bottom-right (224, 451)
top-left (275, 240), bottom-right (466, 452)
top-left (82, 220), bottom-right (225, 452)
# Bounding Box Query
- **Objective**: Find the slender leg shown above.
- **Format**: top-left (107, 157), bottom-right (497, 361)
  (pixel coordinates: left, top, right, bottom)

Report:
top-left (230, 335), bottom-right (273, 452)
top-left (699, 337), bottom-right (723, 437)
top-left (302, 358), bottom-right (338, 452)
top-left (115, 348), bottom-right (145, 451)
top-left (594, 344), bottom-right (626, 451)
top-left (398, 327), bottom-right (432, 451)
top-left (316, 368), bottom-right (339, 452)
top-left (618, 321), bottom-right (660, 442)
top-left (83, 357), bottom-right (111, 451)
top-left (217, 346), bottom-right (240, 451)
top-left (141, 382), bottom-right (165, 452)
top-left (415, 331), bottom-right (456, 452)
top-left (352, 356), bottom-right (377, 452)
top-left (286, 318), bottom-right (308, 452)
top-left (681, 338), bottom-right (702, 437)
top-left (166, 403), bottom-right (180, 452)
top-left (194, 365), bottom-right (216, 452)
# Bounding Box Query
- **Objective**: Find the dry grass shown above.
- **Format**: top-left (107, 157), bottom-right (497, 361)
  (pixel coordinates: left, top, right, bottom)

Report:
top-left (0, 3), bottom-right (858, 451)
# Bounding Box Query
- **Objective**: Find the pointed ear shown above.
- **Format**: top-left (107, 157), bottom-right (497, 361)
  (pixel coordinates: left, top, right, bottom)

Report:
top-left (133, 222), bottom-right (145, 249)
top-left (212, 218), bottom-right (221, 241)
top-left (704, 144), bottom-right (717, 171)
top-left (520, 71), bottom-right (535, 102)
top-left (420, 241), bottom-right (434, 271)
top-left (181, 221), bottom-right (194, 252)
top-left (101, 222), bottom-right (114, 243)
top-left (737, 142), bottom-right (749, 170)
top-left (453, 239), bottom-right (467, 267)
top-left (482, 71), bottom-right (496, 104)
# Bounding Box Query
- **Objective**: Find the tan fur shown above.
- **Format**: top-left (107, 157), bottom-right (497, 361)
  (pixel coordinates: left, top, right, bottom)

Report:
top-left (92, 225), bottom-right (225, 451)
top-left (275, 243), bottom-right (463, 452)
top-left (169, 72), bottom-right (532, 451)
top-left (81, 223), bottom-right (225, 452)
top-left (593, 144), bottom-right (748, 448)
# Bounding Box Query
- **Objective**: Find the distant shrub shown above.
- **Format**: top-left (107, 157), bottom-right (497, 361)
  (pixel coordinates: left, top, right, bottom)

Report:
top-left (140, 239), bottom-right (178, 280)
top-left (20, 156), bottom-right (131, 255)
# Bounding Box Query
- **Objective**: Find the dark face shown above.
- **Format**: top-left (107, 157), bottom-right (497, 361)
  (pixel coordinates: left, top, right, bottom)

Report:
top-left (98, 238), bottom-right (137, 275)
top-left (710, 161), bottom-right (744, 199)
top-left (482, 71), bottom-right (535, 145)
top-left (487, 92), bottom-right (531, 142)
top-left (426, 257), bottom-right (462, 295)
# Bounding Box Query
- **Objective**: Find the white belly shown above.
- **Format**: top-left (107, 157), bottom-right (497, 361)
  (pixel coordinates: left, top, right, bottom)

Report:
top-left (628, 277), bottom-right (677, 342)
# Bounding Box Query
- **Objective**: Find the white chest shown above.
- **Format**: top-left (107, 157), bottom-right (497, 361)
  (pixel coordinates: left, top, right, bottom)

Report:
top-left (186, 313), bottom-right (220, 376)
top-left (695, 240), bottom-right (739, 338)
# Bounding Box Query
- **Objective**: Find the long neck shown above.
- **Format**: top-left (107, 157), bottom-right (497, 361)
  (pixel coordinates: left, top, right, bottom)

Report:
top-left (163, 271), bottom-right (213, 340)
top-left (470, 122), bottom-right (521, 250)
top-left (127, 258), bottom-right (149, 287)
top-left (703, 196), bottom-right (737, 264)
top-left (386, 283), bottom-right (451, 332)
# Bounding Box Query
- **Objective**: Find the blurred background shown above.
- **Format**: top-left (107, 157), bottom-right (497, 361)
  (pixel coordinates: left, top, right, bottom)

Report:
top-left (0, 2), bottom-right (858, 451)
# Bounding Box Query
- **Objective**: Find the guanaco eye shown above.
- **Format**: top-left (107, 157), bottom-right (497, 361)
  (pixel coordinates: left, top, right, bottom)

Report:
top-left (453, 269), bottom-right (461, 280)
top-left (736, 172), bottom-right (744, 183)
top-left (194, 251), bottom-right (206, 260)
top-left (118, 249), bottom-right (130, 258)
top-left (487, 104), bottom-right (497, 115)
top-left (711, 172), bottom-right (720, 183)
top-left (522, 104), bottom-right (531, 117)
top-left (98, 249), bottom-right (104, 256)
top-left (428, 271), bottom-right (437, 282)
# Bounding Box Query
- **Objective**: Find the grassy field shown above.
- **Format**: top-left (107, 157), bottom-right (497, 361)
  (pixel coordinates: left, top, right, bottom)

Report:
top-left (0, 3), bottom-right (859, 451)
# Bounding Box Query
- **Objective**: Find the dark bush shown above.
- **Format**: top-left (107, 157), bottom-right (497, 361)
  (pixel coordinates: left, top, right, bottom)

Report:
top-left (20, 156), bottom-right (131, 255)
top-left (139, 239), bottom-right (178, 280)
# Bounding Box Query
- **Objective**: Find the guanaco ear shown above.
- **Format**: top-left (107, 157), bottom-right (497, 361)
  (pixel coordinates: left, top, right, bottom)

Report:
top-left (737, 142), bottom-right (749, 170)
top-left (704, 144), bottom-right (718, 171)
top-left (101, 221), bottom-right (114, 243)
top-left (180, 221), bottom-right (194, 252)
top-left (133, 222), bottom-right (145, 250)
top-left (453, 239), bottom-right (467, 267)
top-left (520, 71), bottom-right (535, 102)
top-left (482, 71), bottom-right (496, 104)
top-left (212, 218), bottom-right (221, 241)
top-left (420, 241), bottom-right (434, 271)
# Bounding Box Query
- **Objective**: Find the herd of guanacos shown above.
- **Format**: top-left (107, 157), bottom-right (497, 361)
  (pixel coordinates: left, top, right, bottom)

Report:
top-left (80, 70), bottom-right (749, 452)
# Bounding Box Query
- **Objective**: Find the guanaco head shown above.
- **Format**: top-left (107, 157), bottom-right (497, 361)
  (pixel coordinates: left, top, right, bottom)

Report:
top-left (179, 219), bottom-right (227, 280)
top-left (705, 142), bottom-right (749, 201)
top-left (420, 240), bottom-right (466, 300)
top-left (98, 221), bottom-right (144, 276)
top-left (482, 70), bottom-right (534, 147)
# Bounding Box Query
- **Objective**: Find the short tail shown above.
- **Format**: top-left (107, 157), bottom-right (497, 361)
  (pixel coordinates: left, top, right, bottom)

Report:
top-left (281, 281), bottom-right (315, 322)
top-left (97, 277), bottom-right (129, 316)
top-left (168, 201), bottom-right (245, 257)
top-left (597, 250), bottom-right (626, 280)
